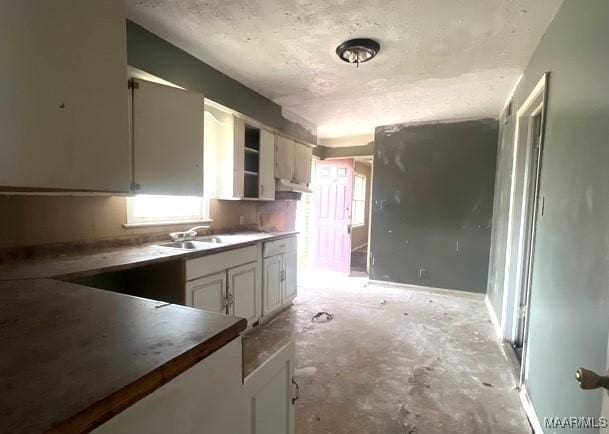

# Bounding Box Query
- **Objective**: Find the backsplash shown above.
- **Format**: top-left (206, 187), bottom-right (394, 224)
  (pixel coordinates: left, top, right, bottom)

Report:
top-left (0, 195), bottom-right (296, 260)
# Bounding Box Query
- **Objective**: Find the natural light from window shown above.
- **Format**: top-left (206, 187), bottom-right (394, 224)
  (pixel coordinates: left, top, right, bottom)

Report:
top-left (126, 195), bottom-right (209, 225)
top-left (352, 174), bottom-right (366, 227)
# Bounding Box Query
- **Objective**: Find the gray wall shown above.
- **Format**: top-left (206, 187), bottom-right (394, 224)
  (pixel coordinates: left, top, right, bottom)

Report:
top-left (486, 0), bottom-right (609, 427)
top-left (486, 109), bottom-right (516, 322)
top-left (370, 119), bottom-right (498, 293)
top-left (126, 20), bottom-right (316, 144)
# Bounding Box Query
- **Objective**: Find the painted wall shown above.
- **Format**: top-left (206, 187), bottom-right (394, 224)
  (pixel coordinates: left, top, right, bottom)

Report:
top-left (370, 119), bottom-right (498, 293)
top-left (126, 20), bottom-right (316, 144)
top-left (351, 162), bottom-right (372, 250)
top-left (486, 108), bottom-right (516, 323)
top-left (486, 0), bottom-right (609, 426)
top-left (0, 196), bottom-right (296, 254)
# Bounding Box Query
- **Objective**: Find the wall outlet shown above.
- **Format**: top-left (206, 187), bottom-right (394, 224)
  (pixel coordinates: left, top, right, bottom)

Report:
top-left (239, 215), bottom-right (245, 225)
top-left (419, 268), bottom-right (428, 278)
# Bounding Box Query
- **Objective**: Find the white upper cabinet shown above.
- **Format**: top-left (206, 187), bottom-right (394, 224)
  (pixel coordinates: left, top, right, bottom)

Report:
top-left (275, 135), bottom-right (313, 185)
top-left (258, 130), bottom-right (276, 200)
top-left (204, 103), bottom-right (276, 200)
top-left (0, 0), bottom-right (130, 192)
top-left (274, 136), bottom-right (296, 181)
top-left (131, 79), bottom-right (205, 196)
top-left (293, 143), bottom-right (313, 185)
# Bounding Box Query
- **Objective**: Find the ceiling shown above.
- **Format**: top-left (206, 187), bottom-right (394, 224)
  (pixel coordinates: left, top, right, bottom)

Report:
top-left (127, 0), bottom-right (562, 139)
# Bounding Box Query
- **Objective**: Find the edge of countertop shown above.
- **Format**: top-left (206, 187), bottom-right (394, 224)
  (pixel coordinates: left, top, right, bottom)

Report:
top-left (0, 231), bottom-right (299, 281)
top-left (50, 316), bottom-right (247, 434)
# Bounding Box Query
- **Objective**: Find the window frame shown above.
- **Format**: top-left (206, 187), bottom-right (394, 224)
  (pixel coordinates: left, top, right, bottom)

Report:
top-left (351, 173), bottom-right (367, 227)
top-left (124, 195), bottom-right (212, 228)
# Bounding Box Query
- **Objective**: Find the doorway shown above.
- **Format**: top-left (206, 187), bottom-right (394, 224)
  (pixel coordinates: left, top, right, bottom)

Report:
top-left (512, 108), bottom-right (544, 363)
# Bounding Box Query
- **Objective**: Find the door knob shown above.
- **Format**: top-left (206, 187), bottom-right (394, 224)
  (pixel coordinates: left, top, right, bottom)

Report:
top-left (575, 368), bottom-right (609, 391)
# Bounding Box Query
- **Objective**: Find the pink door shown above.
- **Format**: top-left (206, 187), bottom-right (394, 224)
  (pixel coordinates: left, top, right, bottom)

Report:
top-left (314, 159), bottom-right (353, 273)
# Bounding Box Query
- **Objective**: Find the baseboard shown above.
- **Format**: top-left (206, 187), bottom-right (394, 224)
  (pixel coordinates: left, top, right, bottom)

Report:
top-left (520, 385), bottom-right (543, 433)
top-left (367, 280), bottom-right (484, 299)
top-left (485, 295), bottom-right (503, 340)
top-left (351, 243), bottom-right (367, 252)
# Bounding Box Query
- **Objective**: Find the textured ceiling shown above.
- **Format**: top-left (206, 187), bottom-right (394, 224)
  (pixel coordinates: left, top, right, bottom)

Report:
top-left (127, 0), bottom-right (562, 138)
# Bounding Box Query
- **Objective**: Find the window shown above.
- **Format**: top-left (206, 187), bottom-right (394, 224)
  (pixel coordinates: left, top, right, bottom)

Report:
top-left (126, 195), bottom-right (210, 226)
top-left (352, 174), bottom-right (366, 227)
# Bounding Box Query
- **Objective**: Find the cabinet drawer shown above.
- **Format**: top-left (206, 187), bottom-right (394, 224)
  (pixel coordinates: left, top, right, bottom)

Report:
top-left (186, 246), bottom-right (257, 281)
top-left (263, 236), bottom-right (297, 258)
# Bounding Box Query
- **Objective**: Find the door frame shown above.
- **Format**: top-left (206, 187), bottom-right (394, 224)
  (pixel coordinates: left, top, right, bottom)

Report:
top-left (501, 73), bottom-right (549, 346)
top-left (500, 72), bottom-right (549, 433)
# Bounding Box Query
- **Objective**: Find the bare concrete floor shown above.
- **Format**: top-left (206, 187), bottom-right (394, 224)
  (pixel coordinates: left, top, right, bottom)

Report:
top-left (243, 275), bottom-right (531, 434)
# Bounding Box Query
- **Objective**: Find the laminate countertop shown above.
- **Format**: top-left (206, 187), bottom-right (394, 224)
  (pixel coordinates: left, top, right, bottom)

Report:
top-left (0, 231), bottom-right (298, 281)
top-left (0, 279), bottom-right (247, 434)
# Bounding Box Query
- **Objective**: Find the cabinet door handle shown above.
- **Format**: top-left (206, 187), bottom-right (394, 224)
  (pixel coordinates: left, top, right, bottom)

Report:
top-left (291, 377), bottom-right (300, 405)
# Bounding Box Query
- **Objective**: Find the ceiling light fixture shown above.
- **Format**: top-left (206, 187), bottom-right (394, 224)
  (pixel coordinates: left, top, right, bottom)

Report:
top-left (336, 38), bottom-right (380, 67)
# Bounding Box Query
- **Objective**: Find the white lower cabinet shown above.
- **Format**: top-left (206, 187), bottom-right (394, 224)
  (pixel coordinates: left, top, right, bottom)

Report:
top-left (185, 247), bottom-right (260, 327)
top-left (263, 237), bottom-right (298, 318)
top-left (228, 261), bottom-right (258, 325)
top-left (186, 271), bottom-right (227, 314)
top-left (243, 341), bottom-right (296, 434)
top-left (283, 251), bottom-right (298, 305)
top-left (92, 338), bottom-right (297, 434)
top-left (263, 254), bottom-right (284, 316)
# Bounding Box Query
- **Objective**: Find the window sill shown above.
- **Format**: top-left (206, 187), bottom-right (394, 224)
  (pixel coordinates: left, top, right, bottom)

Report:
top-left (123, 219), bottom-right (214, 229)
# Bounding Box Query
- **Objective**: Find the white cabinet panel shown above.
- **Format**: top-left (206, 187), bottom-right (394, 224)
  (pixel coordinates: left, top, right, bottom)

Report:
top-left (186, 246), bottom-right (257, 281)
top-left (264, 236), bottom-right (298, 258)
top-left (263, 255), bottom-right (283, 316)
top-left (243, 341), bottom-right (296, 434)
top-left (275, 136), bottom-right (295, 181)
top-left (228, 262), bottom-right (258, 326)
top-left (92, 338), bottom-right (247, 434)
top-left (132, 78), bottom-right (204, 196)
top-left (294, 143), bottom-right (312, 185)
top-left (0, 0), bottom-right (129, 192)
top-left (186, 272), bottom-right (227, 314)
top-left (283, 251), bottom-right (298, 305)
top-left (259, 130), bottom-right (276, 200)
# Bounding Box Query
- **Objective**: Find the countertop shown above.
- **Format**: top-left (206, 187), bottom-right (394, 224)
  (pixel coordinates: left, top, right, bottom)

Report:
top-left (0, 279), bottom-right (247, 434)
top-left (0, 231), bottom-right (298, 281)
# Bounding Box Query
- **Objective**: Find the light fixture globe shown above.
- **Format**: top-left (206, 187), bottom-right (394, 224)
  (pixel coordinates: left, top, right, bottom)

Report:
top-left (336, 38), bottom-right (380, 66)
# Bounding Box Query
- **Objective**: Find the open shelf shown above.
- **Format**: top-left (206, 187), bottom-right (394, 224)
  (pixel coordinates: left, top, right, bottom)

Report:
top-left (244, 170), bottom-right (259, 176)
top-left (244, 147), bottom-right (259, 154)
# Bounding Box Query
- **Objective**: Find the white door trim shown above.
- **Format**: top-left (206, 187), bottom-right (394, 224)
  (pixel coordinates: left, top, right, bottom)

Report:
top-left (500, 73), bottom-right (548, 343)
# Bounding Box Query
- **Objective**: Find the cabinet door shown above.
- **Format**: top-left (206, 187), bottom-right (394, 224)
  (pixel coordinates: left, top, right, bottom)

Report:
top-left (243, 341), bottom-right (296, 434)
top-left (263, 255), bottom-right (283, 316)
top-left (132, 78), bottom-right (204, 196)
top-left (294, 143), bottom-right (312, 185)
top-left (228, 262), bottom-right (258, 326)
top-left (274, 136), bottom-right (295, 181)
top-left (283, 251), bottom-right (298, 305)
top-left (0, 1), bottom-right (129, 192)
top-left (259, 130), bottom-right (276, 200)
top-left (186, 272), bottom-right (227, 314)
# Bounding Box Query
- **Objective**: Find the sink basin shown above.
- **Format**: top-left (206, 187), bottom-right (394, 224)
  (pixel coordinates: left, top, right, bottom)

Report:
top-left (159, 241), bottom-right (215, 250)
top-left (199, 234), bottom-right (257, 244)
top-left (198, 236), bottom-right (225, 244)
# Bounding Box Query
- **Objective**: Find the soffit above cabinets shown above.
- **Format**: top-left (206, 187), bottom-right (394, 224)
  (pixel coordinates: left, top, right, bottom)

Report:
top-left (126, 0), bottom-right (563, 138)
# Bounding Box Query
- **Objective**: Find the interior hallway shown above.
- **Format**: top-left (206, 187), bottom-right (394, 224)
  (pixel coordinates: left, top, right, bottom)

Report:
top-left (243, 276), bottom-right (530, 433)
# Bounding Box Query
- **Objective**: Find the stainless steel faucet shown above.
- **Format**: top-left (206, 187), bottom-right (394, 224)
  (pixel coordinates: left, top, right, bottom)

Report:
top-left (169, 225), bottom-right (209, 242)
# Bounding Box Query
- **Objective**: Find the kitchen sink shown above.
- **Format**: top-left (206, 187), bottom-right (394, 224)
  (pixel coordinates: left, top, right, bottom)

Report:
top-left (158, 241), bottom-right (215, 250)
top-left (198, 236), bottom-right (225, 244)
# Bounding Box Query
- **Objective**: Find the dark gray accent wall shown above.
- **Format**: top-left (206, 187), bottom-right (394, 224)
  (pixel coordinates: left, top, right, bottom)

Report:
top-left (370, 119), bottom-right (498, 293)
top-left (487, 1), bottom-right (609, 427)
top-left (126, 20), bottom-right (316, 144)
